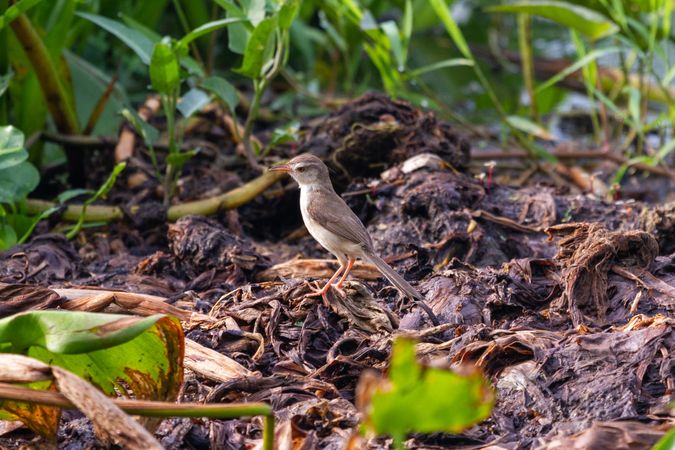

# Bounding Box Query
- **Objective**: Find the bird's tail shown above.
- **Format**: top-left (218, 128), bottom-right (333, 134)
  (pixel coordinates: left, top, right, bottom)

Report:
top-left (362, 251), bottom-right (423, 300)
top-left (362, 252), bottom-right (439, 325)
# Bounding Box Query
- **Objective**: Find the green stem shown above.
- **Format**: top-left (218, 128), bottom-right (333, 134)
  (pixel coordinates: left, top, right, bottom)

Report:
top-left (263, 415), bottom-right (275, 450)
top-left (0, 382), bottom-right (272, 419)
top-left (517, 13), bottom-right (538, 122)
top-left (25, 170), bottom-right (286, 223)
top-left (241, 79), bottom-right (265, 169)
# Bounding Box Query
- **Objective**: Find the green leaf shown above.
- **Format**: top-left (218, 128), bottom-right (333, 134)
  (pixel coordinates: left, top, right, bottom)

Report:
top-left (404, 58), bottom-right (473, 79)
top-left (77, 13), bottom-right (155, 64)
top-left (176, 17), bottom-right (245, 51)
top-left (0, 223), bottom-right (17, 251)
top-left (120, 109), bottom-right (159, 148)
top-left (364, 338), bottom-right (494, 440)
top-left (246, 0), bottom-right (266, 26)
top-left (0, 161), bottom-right (40, 203)
top-left (0, 0), bottom-right (44, 31)
top-left (487, 1), bottom-right (619, 41)
top-left (150, 40), bottom-right (180, 95)
top-left (177, 88), bottom-right (210, 117)
top-left (90, 162), bottom-right (126, 203)
top-left (381, 21), bottom-right (404, 70)
top-left (429, 0), bottom-right (471, 58)
top-left (235, 16), bottom-right (277, 79)
top-left (278, 0), bottom-right (300, 30)
top-left (0, 126), bottom-right (28, 171)
top-left (654, 139), bottom-right (675, 165)
top-left (0, 311), bottom-right (184, 437)
top-left (535, 47), bottom-right (621, 93)
top-left (201, 76), bottom-right (239, 112)
top-left (57, 188), bottom-right (94, 204)
top-left (0, 71), bottom-right (13, 98)
top-left (18, 205), bottom-right (61, 244)
top-left (651, 427), bottom-right (675, 450)
top-left (506, 115), bottom-right (556, 141)
top-left (166, 149), bottom-right (198, 169)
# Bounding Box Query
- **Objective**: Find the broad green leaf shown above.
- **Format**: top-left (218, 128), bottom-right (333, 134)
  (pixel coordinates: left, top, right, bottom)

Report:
top-left (213, 0), bottom-right (245, 17)
top-left (268, 121), bottom-right (300, 148)
top-left (0, 224), bottom-right (17, 251)
top-left (201, 76), bottom-right (239, 112)
top-left (214, 0), bottom-right (251, 54)
top-left (536, 47), bottom-right (621, 93)
top-left (506, 116), bottom-right (556, 141)
top-left (77, 13), bottom-right (155, 64)
top-left (150, 40), bottom-right (180, 95)
top-left (487, 1), bottom-right (619, 41)
top-left (278, 0), bottom-right (301, 30)
top-left (0, 311), bottom-right (184, 438)
top-left (364, 338), bottom-right (493, 442)
top-left (176, 17), bottom-right (245, 51)
top-left (651, 427), bottom-right (675, 450)
top-left (235, 16), bottom-right (277, 79)
top-left (177, 88), bottom-right (211, 117)
top-left (0, 161), bottom-right (39, 203)
top-left (0, 0), bottom-right (44, 31)
top-left (0, 126), bottom-right (28, 171)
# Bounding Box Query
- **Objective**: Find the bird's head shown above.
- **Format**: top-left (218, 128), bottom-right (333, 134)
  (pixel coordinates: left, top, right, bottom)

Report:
top-left (269, 154), bottom-right (331, 187)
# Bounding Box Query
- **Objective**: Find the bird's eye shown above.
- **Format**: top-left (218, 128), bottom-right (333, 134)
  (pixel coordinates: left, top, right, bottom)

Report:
top-left (296, 166), bottom-right (306, 172)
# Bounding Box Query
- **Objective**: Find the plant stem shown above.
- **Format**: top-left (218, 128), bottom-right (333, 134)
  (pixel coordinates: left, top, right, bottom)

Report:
top-left (517, 13), bottom-right (538, 122)
top-left (0, 382), bottom-right (272, 419)
top-left (242, 80), bottom-right (265, 169)
top-left (9, 12), bottom-right (83, 184)
top-left (263, 415), bottom-right (275, 450)
top-left (25, 170), bottom-right (287, 223)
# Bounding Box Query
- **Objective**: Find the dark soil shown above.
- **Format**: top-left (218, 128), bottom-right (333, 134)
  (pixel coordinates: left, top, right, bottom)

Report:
top-left (0, 93), bottom-right (673, 449)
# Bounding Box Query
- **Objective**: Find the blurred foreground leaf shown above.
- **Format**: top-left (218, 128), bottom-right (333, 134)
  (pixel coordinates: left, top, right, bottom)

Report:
top-left (0, 310), bottom-right (184, 438)
top-left (488, 1), bottom-right (619, 40)
top-left (360, 338), bottom-right (493, 447)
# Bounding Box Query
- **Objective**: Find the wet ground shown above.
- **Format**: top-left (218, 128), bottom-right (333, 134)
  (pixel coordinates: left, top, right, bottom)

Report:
top-left (0, 93), bottom-right (673, 449)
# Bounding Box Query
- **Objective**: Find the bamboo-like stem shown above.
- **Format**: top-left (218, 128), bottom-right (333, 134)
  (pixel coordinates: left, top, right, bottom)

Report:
top-left (0, 382), bottom-right (272, 419)
top-left (263, 414), bottom-right (275, 450)
top-left (25, 170), bottom-right (286, 222)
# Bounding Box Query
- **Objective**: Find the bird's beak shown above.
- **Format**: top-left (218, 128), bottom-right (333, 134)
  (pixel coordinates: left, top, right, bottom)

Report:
top-left (269, 163), bottom-right (291, 173)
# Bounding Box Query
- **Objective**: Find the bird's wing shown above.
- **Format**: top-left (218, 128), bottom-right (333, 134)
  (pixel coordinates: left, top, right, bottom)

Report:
top-left (306, 188), bottom-right (373, 248)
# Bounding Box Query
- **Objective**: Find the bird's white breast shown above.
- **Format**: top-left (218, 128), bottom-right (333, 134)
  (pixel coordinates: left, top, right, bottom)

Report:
top-left (300, 186), bottom-right (354, 259)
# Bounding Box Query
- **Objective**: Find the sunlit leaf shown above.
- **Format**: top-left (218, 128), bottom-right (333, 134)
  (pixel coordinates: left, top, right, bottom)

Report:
top-left (381, 21), bottom-right (404, 70)
top-left (362, 338), bottom-right (494, 444)
top-left (167, 149), bottom-right (198, 168)
top-left (487, 1), bottom-right (619, 40)
top-left (150, 40), bottom-right (180, 95)
top-left (235, 16), bottom-right (277, 79)
top-left (429, 0), bottom-right (471, 58)
top-left (404, 58), bottom-right (473, 79)
top-left (120, 109), bottom-right (159, 148)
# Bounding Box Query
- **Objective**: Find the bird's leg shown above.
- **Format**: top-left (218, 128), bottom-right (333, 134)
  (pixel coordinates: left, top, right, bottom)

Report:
top-left (305, 262), bottom-right (344, 307)
top-left (335, 257), bottom-right (355, 289)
